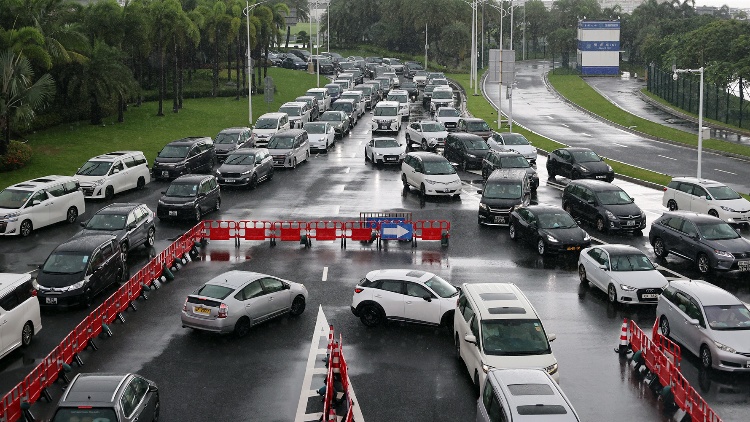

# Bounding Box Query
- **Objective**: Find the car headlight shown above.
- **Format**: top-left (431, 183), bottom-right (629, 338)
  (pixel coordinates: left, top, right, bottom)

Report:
top-left (466, 154), bottom-right (476, 158)
top-left (93, 178), bottom-right (106, 186)
top-left (605, 210), bottom-right (617, 221)
top-left (481, 363), bottom-right (494, 373)
top-left (714, 249), bottom-right (733, 258)
top-left (68, 279), bottom-right (86, 291)
top-left (374, 151), bottom-right (382, 157)
top-left (286, 151), bottom-right (294, 156)
top-left (425, 179), bottom-right (438, 185)
top-left (240, 170), bottom-right (252, 175)
top-left (158, 199), bottom-right (167, 205)
top-left (479, 203), bottom-right (488, 210)
top-left (714, 341), bottom-right (737, 354)
top-left (720, 206), bottom-right (736, 212)
top-left (619, 284), bottom-right (637, 292)
top-left (546, 234), bottom-right (559, 243)
top-left (215, 170), bottom-right (221, 176)
top-left (428, 137), bottom-right (438, 145)
top-left (583, 232), bottom-right (591, 241)
top-left (545, 363), bottom-right (558, 375)
top-left (32, 279), bottom-right (40, 289)
top-left (607, 165), bottom-right (613, 172)
top-left (2, 211), bottom-right (20, 221)
top-left (579, 166), bottom-right (589, 173)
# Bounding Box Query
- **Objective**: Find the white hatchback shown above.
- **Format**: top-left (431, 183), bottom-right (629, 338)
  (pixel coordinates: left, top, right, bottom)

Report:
top-left (487, 132), bottom-right (538, 165)
top-left (75, 151), bottom-right (151, 199)
top-left (401, 152), bottom-right (461, 198)
top-left (304, 122), bottom-right (335, 151)
top-left (663, 177), bottom-right (750, 227)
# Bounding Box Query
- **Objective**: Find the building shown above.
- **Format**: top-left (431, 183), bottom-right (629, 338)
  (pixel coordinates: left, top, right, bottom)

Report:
top-left (576, 20), bottom-right (620, 75)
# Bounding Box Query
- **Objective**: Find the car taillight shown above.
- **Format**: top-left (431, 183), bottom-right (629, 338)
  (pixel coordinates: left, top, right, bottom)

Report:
top-left (663, 187), bottom-right (668, 191)
top-left (183, 298), bottom-right (188, 312)
top-left (31, 290), bottom-right (37, 297)
top-left (218, 303), bottom-right (228, 318)
top-left (354, 288), bottom-right (364, 293)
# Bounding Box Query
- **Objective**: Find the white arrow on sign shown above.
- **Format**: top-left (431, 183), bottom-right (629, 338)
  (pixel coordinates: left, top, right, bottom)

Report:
top-left (383, 225), bottom-right (410, 238)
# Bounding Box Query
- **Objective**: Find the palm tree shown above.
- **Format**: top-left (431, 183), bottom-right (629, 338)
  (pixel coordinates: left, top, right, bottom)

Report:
top-left (197, 0), bottom-right (234, 97)
top-left (0, 49), bottom-right (55, 155)
top-left (0, 27), bottom-right (53, 70)
top-left (148, 0), bottom-right (183, 116)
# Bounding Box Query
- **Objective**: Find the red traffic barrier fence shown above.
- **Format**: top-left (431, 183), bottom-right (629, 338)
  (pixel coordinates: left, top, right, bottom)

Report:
top-left (0, 223), bottom-right (205, 422)
top-left (322, 326), bottom-right (356, 422)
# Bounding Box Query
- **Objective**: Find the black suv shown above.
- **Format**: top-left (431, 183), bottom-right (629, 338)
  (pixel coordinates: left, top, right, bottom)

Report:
top-left (444, 132), bottom-right (490, 171)
top-left (35, 235), bottom-right (126, 307)
top-left (214, 127), bottom-right (253, 162)
top-left (649, 211), bottom-right (750, 274)
top-left (76, 203), bottom-right (156, 260)
top-left (562, 180), bottom-right (645, 234)
top-left (482, 150), bottom-right (539, 191)
top-left (157, 175), bottom-right (221, 222)
top-left (509, 205), bottom-right (592, 256)
top-left (477, 169), bottom-right (531, 226)
top-left (547, 147), bottom-right (614, 182)
top-left (152, 137), bottom-right (216, 180)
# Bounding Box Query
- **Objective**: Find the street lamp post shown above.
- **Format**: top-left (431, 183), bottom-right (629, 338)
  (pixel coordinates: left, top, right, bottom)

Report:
top-left (673, 66), bottom-right (705, 178)
top-left (245, 0), bottom-right (267, 127)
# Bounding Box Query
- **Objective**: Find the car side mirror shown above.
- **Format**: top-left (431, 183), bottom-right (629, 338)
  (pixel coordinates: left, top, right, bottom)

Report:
top-left (148, 385), bottom-right (158, 393)
top-left (284, 283), bottom-right (290, 290)
top-left (687, 318), bottom-right (700, 326)
top-left (197, 192), bottom-right (206, 197)
top-left (32, 200), bottom-right (41, 206)
top-left (692, 233), bottom-right (700, 240)
top-left (113, 168), bottom-right (120, 174)
top-left (476, 190), bottom-right (483, 195)
top-left (547, 333), bottom-right (557, 342)
top-left (599, 264), bottom-right (608, 271)
top-left (422, 294), bottom-right (432, 302)
top-left (161, 191), bottom-right (166, 195)
top-left (127, 223), bottom-right (137, 230)
top-left (587, 199), bottom-right (596, 205)
top-left (464, 334), bottom-right (477, 345)
top-left (80, 222), bottom-right (86, 227)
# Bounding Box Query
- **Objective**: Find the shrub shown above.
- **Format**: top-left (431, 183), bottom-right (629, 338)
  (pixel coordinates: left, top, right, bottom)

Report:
top-left (0, 141), bottom-right (33, 172)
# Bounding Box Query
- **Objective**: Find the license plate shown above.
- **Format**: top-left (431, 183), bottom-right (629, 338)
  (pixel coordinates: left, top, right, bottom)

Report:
top-left (739, 261), bottom-right (750, 271)
top-left (642, 293), bottom-right (659, 299)
top-left (169, 211), bottom-right (177, 216)
top-left (161, 171), bottom-right (169, 177)
top-left (494, 216), bottom-right (506, 223)
top-left (567, 246), bottom-right (581, 251)
top-left (626, 220), bottom-right (635, 226)
top-left (596, 175), bottom-right (606, 179)
top-left (46, 297), bottom-right (57, 305)
top-left (386, 157), bottom-right (397, 161)
top-left (193, 306), bottom-right (210, 315)
top-left (443, 188), bottom-right (450, 193)
top-left (380, 124), bottom-right (388, 129)
top-left (225, 179), bottom-right (235, 183)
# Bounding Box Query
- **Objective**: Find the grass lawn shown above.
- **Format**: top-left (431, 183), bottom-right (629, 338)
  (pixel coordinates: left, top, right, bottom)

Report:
top-left (1, 68), bottom-right (319, 190)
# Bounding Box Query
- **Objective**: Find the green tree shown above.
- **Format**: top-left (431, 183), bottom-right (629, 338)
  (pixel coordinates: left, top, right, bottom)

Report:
top-left (0, 27), bottom-right (52, 70)
top-left (524, 0), bottom-right (550, 56)
top-left (197, 0), bottom-right (235, 97)
top-left (437, 22), bottom-right (470, 67)
top-left (148, 0), bottom-right (183, 116)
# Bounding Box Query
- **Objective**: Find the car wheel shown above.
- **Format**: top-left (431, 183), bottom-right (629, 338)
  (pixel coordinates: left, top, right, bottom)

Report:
top-left (708, 209), bottom-right (719, 218)
top-left (146, 227), bottom-right (156, 247)
top-left (547, 169), bottom-right (556, 180)
top-left (608, 284), bottom-right (618, 304)
top-left (137, 177), bottom-right (146, 190)
top-left (700, 345), bottom-right (713, 369)
top-left (19, 220), bottom-right (32, 237)
top-left (509, 223), bottom-right (517, 241)
top-left (359, 304), bottom-right (383, 327)
top-left (667, 200), bottom-right (678, 211)
top-left (578, 264), bottom-right (588, 284)
top-left (596, 216), bottom-right (607, 233)
top-left (292, 158), bottom-right (297, 169)
top-left (364, 150), bottom-right (369, 162)
top-left (653, 237), bottom-right (668, 258)
top-left (21, 322), bottom-right (33, 347)
top-left (105, 186), bottom-right (115, 200)
top-left (697, 253), bottom-right (711, 274)
top-left (420, 184), bottom-right (426, 198)
top-left (234, 317), bottom-right (251, 338)
top-left (66, 207), bottom-right (78, 224)
top-left (537, 238), bottom-right (546, 256)
top-left (194, 207), bottom-right (202, 223)
top-left (249, 174), bottom-right (258, 189)
top-left (290, 295), bottom-right (306, 316)
top-left (660, 316), bottom-right (671, 338)
top-left (152, 399), bottom-right (160, 422)
top-left (214, 198), bottom-right (221, 212)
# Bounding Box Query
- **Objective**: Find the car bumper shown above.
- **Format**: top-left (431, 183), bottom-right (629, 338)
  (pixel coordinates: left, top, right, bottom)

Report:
top-left (616, 288), bottom-right (663, 305)
top-left (546, 241), bottom-right (591, 254)
top-left (424, 185), bottom-right (461, 196)
top-left (310, 142), bottom-right (328, 150)
top-left (37, 289), bottom-right (87, 307)
top-left (372, 155), bottom-right (403, 165)
top-left (79, 184), bottom-right (107, 199)
top-left (271, 155), bottom-right (297, 168)
top-left (181, 312), bottom-right (235, 334)
top-left (351, 306), bottom-right (359, 317)
top-left (157, 205), bottom-right (195, 220)
top-left (478, 208), bottom-right (513, 226)
top-left (714, 257), bottom-right (750, 272)
top-left (608, 217), bottom-right (647, 232)
top-left (713, 348), bottom-right (750, 371)
top-left (722, 211), bottom-right (750, 225)
top-left (0, 220), bottom-right (21, 235)
top-left (152, 167), bottom-right (187, 180)
top-left (580, 172), bottom-right (615, 182)
top-left (372, 122), bottom-right (399, 132)
top-left (217, 176), bottom-right (252, 186)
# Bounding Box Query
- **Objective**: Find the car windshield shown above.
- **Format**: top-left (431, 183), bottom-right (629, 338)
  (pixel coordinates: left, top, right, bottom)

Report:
top-left (320, 112), bottom-right (343, 122)
top-left (158, 145), bottom-right (190, 158)
top-left (537, 212), bottom-right (578, 229)
top-left (423, 160), bottom-right (456, 175)
top-left (390, 59), bottom-right (402, 65)
top-left (305, 123), bottom-right (327, 134)
top-left (432, 90), bottom-right (452, 99)
top-left (308, 91), bottom-right (325, 100)
top-left (52, 407), bottom-right (119, 422)
top-left (85, 213), bottom-right (127, 230)
top-left (424, 85), bottom-right (436, 93)
top-left (481, 320), bottom-right (551, 356)
top-left (215, 132), bottom-right (239, 144)
top-left (165, 183), bottom-right (198, 197)
top-left (255, 118), bottom-right (279, 129)
top-left (571, 150), bottom-right (601, 163)
top-left (224, 153), bottom-right (255, 165)
top-left (609, 253), bottom-right (655, 271)
top-left (325, 85), bottom-right (340, 95)
top-left (462, 139), bottom-right (489, 150)
top-left (467, 121), bottom-right (490, 131)
top-left (484, 182), bottom-right (523, 199)
top-left (332, 103), bottom-right (353, 113)
top-left (401, 82), bottom-right (416, 89)
top-left (195, 283), bottom-right (234, 300)
top-left (279, 106), bottom-right (301, 116)
top-left (77, 160), bottom-right (112, 176)
top-left (707, 185), bottom-right (742, 200)
top-left (422, 122), bottom-right (445, 132)
top-left (697, 222), bottom-right (741, 240)
top-left (267, 136), bottom-right (295, 149)
top-left (0, 189), bottom-right (32, 209)
top-left (42, 252), bottom-right (89, 274)
top-left (373, 139), bottom-right (400, 148)
top-left (705, 305), bottom-right (750, 331)
top-left (375, 107), bottom-right (398, 116)
top-left (438, 108), bottom-right (459, 117)
top-left (503, 134), bottom-right (530, 145)
top-left (423, 275), bottom-right (457, 298)
top-left (415, 71), bottom-right (428, 77)
top-left (499, 156), bottom-right (530, 168)
top-left (597, 189), bottom-right (633, 205)
top-left (387, 94), bottom-right (407, 103)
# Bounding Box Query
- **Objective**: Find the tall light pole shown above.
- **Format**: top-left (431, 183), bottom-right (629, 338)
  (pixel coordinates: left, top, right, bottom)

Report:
top-left (424, 23), bottom-right (428, 71)
top-left (326, 0), bottom-right (330, 52)
top-left (673, 66), bottom-right (705, 178)
top-left (315, 0), bottom-right (320, 87)
top-left (245, 0), bottom-right (267, 127)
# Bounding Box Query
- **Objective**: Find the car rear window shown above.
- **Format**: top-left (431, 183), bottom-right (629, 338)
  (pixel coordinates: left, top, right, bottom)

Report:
top-left (516, 404), bottom-right (568, 415)
top-left (195, 284), bottom-right (234, 300)
top-left (52, 407), bottom-right (118, 422)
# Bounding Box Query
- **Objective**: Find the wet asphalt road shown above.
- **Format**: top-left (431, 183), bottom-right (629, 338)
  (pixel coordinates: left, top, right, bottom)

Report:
top-left (1, 82), bottom-right (750, 422)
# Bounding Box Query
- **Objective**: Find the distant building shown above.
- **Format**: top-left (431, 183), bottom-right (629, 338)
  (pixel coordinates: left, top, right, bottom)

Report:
top-left (577, 20), bottom-right (620, 75)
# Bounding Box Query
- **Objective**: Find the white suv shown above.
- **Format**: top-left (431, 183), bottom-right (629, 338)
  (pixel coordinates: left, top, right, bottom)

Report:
top-left (401, 152), bottom-right (461, 199)
top-left (372, 101), bottom-right (401, 133)
top-left (350, 269), bottom-right (459, 327)
top-left (386, 89), bottom-right (410, 120)
top-left (663, 177), bottom-right (750, 227)
top-left (455, 282), bottom-right (559, 392)
top-left (0, 175), bottom-right (85, 237)
top-left (75, 151), bottom-right (151, 199)
top-left (0, 273), bottom-right (42, 359)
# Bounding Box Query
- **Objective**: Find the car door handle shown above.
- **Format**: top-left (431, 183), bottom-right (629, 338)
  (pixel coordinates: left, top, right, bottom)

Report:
top-left (405, 301), bottom-right (413, 304)
top-left (268, 297), bottom-right (274, 301)
top-left (374, 294), bottom-right (382, 298)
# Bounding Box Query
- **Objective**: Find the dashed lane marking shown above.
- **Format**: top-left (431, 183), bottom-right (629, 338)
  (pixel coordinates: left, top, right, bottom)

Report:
top-left (612, 143), bottom-right (628, 148)
top-left (715, 169), bottom-right (737, 175)
top-left (581, 133), bottom-right (592, 137)
top-left (658, 155), bottom-right (677, 161)
top-left (561, 123), bottom-right (569, 128)
top-left (322, 267), bottom-right (328, 281)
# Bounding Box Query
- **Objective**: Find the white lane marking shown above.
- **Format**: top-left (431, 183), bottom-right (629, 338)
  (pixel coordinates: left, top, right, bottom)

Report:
top-left (546, 115), bottom-right (554, 119)
top-left (612, 143), bottom-right (628, 148)
top-left (561, 123), bottom-right (569, 128)
top-left (581, 133), bottom-right (592, 137)
top-left (294, 307), bottom-right (329, 422)
top-left (334, 205), bottom-right (340, 215)
top-left (322, 267), bottom-right (328, 281)
top-left (715, 169), bottom-right (737, 175)
top-left (358, 141), bottom-right (363, 145)
top-left (344, 167), bottom-right (350, 174)
top-left (658, 155), bottom-right (677, 161)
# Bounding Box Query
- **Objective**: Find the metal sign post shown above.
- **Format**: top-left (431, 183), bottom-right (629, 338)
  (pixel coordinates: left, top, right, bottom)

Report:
top-left (501, 50), bottom-right (515, 132)
top-left (264, 76), bottom-right (274, 109)
top-left (488, 49), bottom-right (502, 128)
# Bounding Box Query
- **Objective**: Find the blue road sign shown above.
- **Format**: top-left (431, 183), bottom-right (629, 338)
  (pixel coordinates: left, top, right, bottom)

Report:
top-left (379, 223), bottom-right (413, 240)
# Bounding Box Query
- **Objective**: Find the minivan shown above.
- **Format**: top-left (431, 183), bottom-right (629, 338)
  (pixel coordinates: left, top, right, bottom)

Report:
top-left (278, 102), bottom-right (310, 129)
top-left (371, 101), bottom-right (401, 133)
top-left (562, 180), bottom-right (645, 234)
top-left (267, 129), bottom-right (310, 169)
top-left (386, 89), bottom-right (410, 120)
top-left (152, 137), bottom-right (216, 180)
top-left (306, 88), bottom-right (331, 112)
top-left (0, 273), bottom-right (41, 359)
top-left (477, 169), bottom-right (531, 226)
top-left (252, 113), bottom-right (290, 148)
top-left (75, 151), bottom-right (151, 199)
top-left (324, 83), bottom-right (342, 103)
top-left (351, 84), bottom-right (374, 110)
top-left (156, 175), bottom-right (221, 222)
top-left (663, 177), bottom-right (750, 228)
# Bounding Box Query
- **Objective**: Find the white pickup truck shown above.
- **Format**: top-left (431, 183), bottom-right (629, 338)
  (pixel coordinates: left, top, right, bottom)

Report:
top-left (405, 120), bottom-right (449, 151)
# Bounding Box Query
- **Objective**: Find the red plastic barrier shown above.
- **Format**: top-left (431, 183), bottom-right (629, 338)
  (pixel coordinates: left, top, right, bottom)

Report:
top-left (272, 221), bottom-right (306, 242)
top-left (414, 220), bottom-right (450, 241)
top-left (671, 367), bottom-right (690, 412)
top-left (238, 220), bottom-right (273, 241)
top-left (203, 220), bottom-right (236, 241)
top-left (628, 320), bottom-right (646, 353)
top-left (2, 386), bottom-right (22, 422)
top-left (657, 354), bottom-right (673, 388)
top-left (22, 363), bottom-right (45, 404)
top-left (344, 221), bottom-right (376, 242)
top-left (308, 221), bottom-right (343, 241)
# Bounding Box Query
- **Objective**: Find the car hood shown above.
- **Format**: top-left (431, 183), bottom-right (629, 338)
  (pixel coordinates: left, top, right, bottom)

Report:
top-left (710, 329), bottom-right (750, 353)
top-left (718, 198), bottom-right (750, 212)
top-left (154, 156), bottom-right (185, 164)
top-left (577, 160), bottom-right (610, 173)
top-left (215, 144), bottom-right (239, 153)
top-left (75, 174), bottom-right (108, 184)
top-left (541, 227), bottom-right (588, 242)
top-left (423, 174), bottom-right (461, 184)
top-left (372, 147), bottom-right (403, 155)
top-left (159, 195), bottom-right (196, 206)
top-left (503, 145), bottom-right (537, 156)
top-left (37, 270), bottom-right (85, 288)
top-left (253, 129), bottom-right (277, 138)
top-left (72, 228), bottom-right (125, 243)
top-left (608, 270), bottom-right (668, 289)
top-left (467, 149), bottom-right (490, 158)
top-left (308, 133), bottom-right (330, 142)
top-left (603, 202), bottom-right (642, 216)
top-left (423, 131), bottom-right (449, 139)
top-left (482, 197), bottom-right (524, 208)
top-left (268, 148), bottom-right (293, 156)
top-left (704, 237), bottom-right (750, 253)
top-left (217, 164), bottom-right (253, 173)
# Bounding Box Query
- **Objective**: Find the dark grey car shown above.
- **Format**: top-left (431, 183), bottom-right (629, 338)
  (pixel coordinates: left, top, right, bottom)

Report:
top-left (509, 205), bottom-right (592, 256)
top-left (215, 148), bottom-right (274, 188)
top-left (214, 127), bottom-right (253, 162)
top-left (562, 180), bottom-right (645, 234)
top-left (157, 175), bottom-right (221, 222)
top-left (75, 203), bottom-right (156, 260)
top-left (152, 137), bottom-right (216, 180)
top-left (481, 150), bottom-right (539, 191)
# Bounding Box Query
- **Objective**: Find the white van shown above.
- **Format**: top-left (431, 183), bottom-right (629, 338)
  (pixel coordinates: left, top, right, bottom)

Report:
top-left (387, 89), bottom-right (410, 120)
top-left (0, 273), bottom-right (42, 359)
top-left (371, 101), bottom-right (401, 133)
top-left (278, 102), bottom-right (310, 129)
top-left (0, 175), bottom-right (85, 237)
top-left (306, 88), bottom-right (331, 112)
top-left (252, 112), bottom-right (290, 148)
top-left (455, 283), bottom-right (559, 392)
top-left (75, 151), bottom-right (151, 200)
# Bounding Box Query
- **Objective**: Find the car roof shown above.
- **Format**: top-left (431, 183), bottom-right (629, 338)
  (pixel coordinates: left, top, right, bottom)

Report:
top-left (97, 203), bottom-right (143, 214)
top-left (61, 374), bottom-right (131, 405)
top-left (568, 179), bottom-right (621, 191)
top-left (461, 283), bottom-right (536, 320)
top-left (433, 85), bottom-right (453, 91)
top-left (376, 101), bottom-right (399, 107)
top-left (365, 269), bottom-right (433, 283)
top-left (389, 89), bottom-right (408, 95)
top-left (167, 136), bottom-right (211, 146)
top-left (306, 88), bottom-right (326, 92)
top-left (271, 129), bottom-right (305, 137)
top-left (55, 235), bottom-right (115, 253)
top-left (416, 120), bottom-right (441, 125)
top-left (450, 132), bottom-right (485, 141)
top-left (487, 169), bottom-right (528, 182)
top-left (281, 101), bottom-right (306, 107)
top-left (372, 137), bottom-right (398, 142)
top-left (659, 211), bottom-right (723, 223)
top-left (204, 270), bottom-right (265, 289)
top-left (7, 175), bottom-right (77, 191)
top-left (671, 177), bottom-right (724, 187)
top-left (407, 151), bottom-right (449, 162)
top-left (0, 273), bottom-right (31, 296)
top-left (488, 150), bottom-right (523, 157)
top-left (460, 117), bottom-right (485, 122)
top-left (595, 244), bottom-right (644, 256)
top-left (232, 148), bottom-right (267, 155)
top-left (87, 151), bottom-right (144, 161)
top-left (172, 174), bottom-right (212, 184)
top-left (489, 369), bottom-right (579, 421)
top-left (669, 279), bottom-right (742, 306)
top-left (217, 127), bottom-right (250, 134)
top-left (557, 147), bottom-right (592, 152)
top-left (257, 112), bottom-right (286, 119)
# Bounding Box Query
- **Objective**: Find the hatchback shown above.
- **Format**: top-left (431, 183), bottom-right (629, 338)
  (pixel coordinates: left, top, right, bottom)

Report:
top-left (444, 132), bottom-right (490, 171)
top-left (481, 150), bottom-right (539, 191)
top-left (319, 110), bottom-right (351, 138)
top-left (401, 152), bottom-right (462, 199)
top-left (181, 271), bottom-right (307, 337)
top-left (75, 203), bottom-right (156, 260)
top-left (215, 148), bottom-right (274, 188)
top-left (152, 137), bottom-right (216, 180)
top-left (364, 137), bottom-right (405, 166)
top-left (562, 180), bottom-right (645, 234)
top-left (509, 205), bottom-right (591, 256)
top-left (663, 177), bottom-right (750, 227)
top-left (546, 147), bottom-right (614, 182)
top-left (157, 175), bottom-right (221, 222)
top-left (304, 122), bottom-right (336, 151)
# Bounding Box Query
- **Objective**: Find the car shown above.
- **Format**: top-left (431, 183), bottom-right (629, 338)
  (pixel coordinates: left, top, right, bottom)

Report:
top-left (401, 152), bottom-right (462, 199)
top-left (267, 129), bottom-right (310, 168)
top-left (422, 84), bottom-right (437, 106)
top-left (348, 68), bottom-right (365, 85)
top-left (340, 90), bottom-right (366, 118)
top-left (322, 51), bottom-right (343, 64)
top-left (562, 180), bottom-right (645, 234)
top-left (156, 174), bottom-right (221, 222)
top-left (75, 151), bottom-right (151, 199)
top-left (0, 175), bottom-right (84, 237)
top-left (457, 117), bottom-right (492, 140)
top-left (371, 101), bottom-right (401, 133)
top-left (435, 106), bottom-right (461, 132)
top-left (400, 81), bottom-right (419, 102)
top-left (351, 84), bottom-right (375, 110)
top-left (49, 373), bottom-right (159, 422)
top-left (429, 86), bottom-right (454, 114)
top-left (306, 87), bottom-right (331, 112)
top-left (657, 279), bottom-right (750, 371)
top-left (324, 83), bottom-right (342, 103)
top-left (34, 235), bottom-right (127, 308)
top-left (383, 71), bottom-right (400, 88)
top-left (330, 98), bottom-right (358, 126)
top-left (663, 177), bottom-right (750, 228)
top-left (546, 147), bottom-right (614, 182)
top-left (281, 54), bottom-right (308, 70)
top-left (578, 244), bottom-right (668, 305)
top-left (213, 127), bottom-right (254, 162)
top-left (363, 81), bottom-right (383, 103)
top-left (304, 122), bottom-right (336, 151)
top-left (427, 72), bottom-right (446, 83)
top-left (383, 58), bottom-right (405, 74)
top-left (365, 137), bottom-right (405, 166)
top-left (295, 95), bottom-right (320, 121)
top-left (152, 137), bottom-right (216, 180)
top-left (278, 101), bottom-right (310, 129)
top-left (365, 56), bottom-right (383, 64)
top-left (0, 273), bottom-right (41, 359)
top-left (181, 270), bottom-right (307, 336)
top-left (75, 203), bottom-right (156, 260)
top-left (487, 132), bottom-right (537, 165)
top-left (648, 211), bottom-right (750, 274)
top-left (477, 169), bottom-right (531, 226)
top-left (374, 76), bottom-right (392, 96)
top-left (350, 269), bottom-right (458, 327)
top-left (481, 150), bottom-right (539, 191)
top-left (333, 78), bottom-right (352, 91)
top-left (337, 72), bottom-right (357, 88)
top-left (288, 48), bottom-right (310, 61)
top-left (509, 205), bottom-right (592, 256)
top-left (364, 62), bottom-right (377, 78)
top-left (215, 148), bottom-right (274, 188)
top-left (252, 112), bottom-right (290, 147)
top-left (413, 70), bottom-right (428, 86)
top-left (405, 120), bottom-right (448, 152)
top-left (309, 55), bottom-right (335, 74)
top-left (444, 132), bottom-right (491, 171)
top-left (319, 110), bottom-right (351, 138)
top-left (386, 89), bottom-right (410, 120)
top-left (405, 61), bottom-right (423, 78)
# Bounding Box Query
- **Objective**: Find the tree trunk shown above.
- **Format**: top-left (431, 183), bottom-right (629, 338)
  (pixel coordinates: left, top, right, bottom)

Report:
top-left (118, 94), bottom-right (124, 123)
top-left (179, 48), bottom-right (184, 109)
top-left (157, 27), bottom-right (165, 116)
top-left (212, 33), bottom-right (219, 97)
top-left (285, 26), bottom-right (290, 48)
top-left (90, 94), bottom-right (102, 125)
top-left (227, 43), bottom-right (232, 82)
top-left (236, 35), bottom-right (241, 100)
top-left (1, 114), bottom-right (9, 155)
top-left (136, 55), bottom-right (143, 107)
top-left (173, 37), bottom-right (179, 113)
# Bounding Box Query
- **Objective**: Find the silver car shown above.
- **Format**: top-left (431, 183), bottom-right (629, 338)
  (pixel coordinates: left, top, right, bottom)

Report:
top-left (657, 279), bottom-right (750, 371)
top-left (181, 271), bottom-right (308, 337)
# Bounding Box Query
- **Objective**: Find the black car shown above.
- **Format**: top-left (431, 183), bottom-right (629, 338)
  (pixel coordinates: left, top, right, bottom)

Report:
top-left (214, 127), bottom-right (253, 162)
top-left (477, 169), bottom-right (531, 226)
top-left (509, 205), bottom-right (592, 256)
top-left (649, 211), bottom-right (750, 274)
top-left (215, 148), bottom-right (274, 188)
top-left (547, 147), bottom-right (614, 182)
top-left (319, 111), bottom-right (351, 138)
top-left (288, 48), bottom-right (310, 61)
top-left (35, 235), bottom-right (126, 307)
top-left (401, 81), bottom-right (419, 101)
top-left (405, 61), bottom-right (424, 78)
top-left (157, 175), bottom-right (221, 222)
top-left (152, 137), bottom-right (216, 180)
top-left (310, 56), bottom-right (335, 74)
top-left (481, 150), bottom-right (539, 191)
top-left (562, 180), bottom-right (645, 234)
top-left (75, 203), bottom-right (156, 260)
top-left (49, 373), bottom-right (159, 422)
top-left (281, 55), bottom-right (308, 70)
top-left (443, 132), bottom-right (490, 171)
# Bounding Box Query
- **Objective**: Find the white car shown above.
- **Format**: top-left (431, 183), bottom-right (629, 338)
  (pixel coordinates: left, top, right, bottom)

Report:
top-left (413, 70), bottom-right (428, 87)
top-left (435, 107), bottom-right (461, 132)
top-left (487, 132), bottom-right (537, 165)
top-left (429, 86), bottom-right (454, 114)
top-left (340, 90), bottom-right (365, 118)
top-left (351, 269), bottom-right (459, 327)
top-left (663, 177), bottom-right (750, 227)
top-left (383, 71), bottom-right (399, 87)
top-left (364, 137), bottom-right (405, 165)
top-left (401, 152), bottom-right (462, 198)
top-left (306, 88), bottom-right (331, 112)
top-left (386, 89), bottom-right (410, 120)
top-left (405, 121), bottom-right (448, 151)
top-left (371, 101), bottom-right (401, 133)
top-left (278, 102), bottom-right (310, 129)
top-left (252, 112), bottom-right (290, 148)
top-left (0, 273), bottom-right (41, 359)
top-left (578, 244), bottom-right (668, 305)
top-left (304, 122), bottom-right (335, 151)
top-left (75, 151), bottom-right (151, 199)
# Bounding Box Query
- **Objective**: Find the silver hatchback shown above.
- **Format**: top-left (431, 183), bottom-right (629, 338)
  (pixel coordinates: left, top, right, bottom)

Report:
top-left (181, 271), bottom-right (308, 337)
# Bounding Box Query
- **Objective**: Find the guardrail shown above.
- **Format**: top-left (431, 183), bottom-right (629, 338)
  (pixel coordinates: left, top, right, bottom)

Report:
top-left (322, 325), bottom-right (355, 422)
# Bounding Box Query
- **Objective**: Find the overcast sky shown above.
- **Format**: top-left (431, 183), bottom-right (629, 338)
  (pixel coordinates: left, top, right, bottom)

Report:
top-left (694, 0), bottom-right (747, 8)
